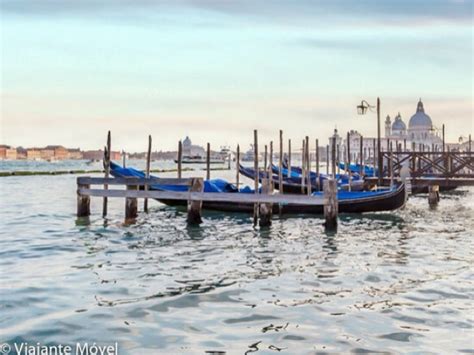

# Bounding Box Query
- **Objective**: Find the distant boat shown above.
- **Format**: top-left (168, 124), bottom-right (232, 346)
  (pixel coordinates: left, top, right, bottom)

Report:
top-left (218, 146), bottom-right (232, 161)
top-left (241, 144), bottom-right (261, 162)
top-left (174, 155), bottom-right (224, 164)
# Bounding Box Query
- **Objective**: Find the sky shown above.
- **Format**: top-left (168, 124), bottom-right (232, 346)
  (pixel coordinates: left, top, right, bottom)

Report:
top-left (1, 0), bottom-right (473, 152)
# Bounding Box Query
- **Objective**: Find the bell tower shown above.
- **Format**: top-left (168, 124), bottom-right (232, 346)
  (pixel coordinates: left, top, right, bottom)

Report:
top-left (385, 115), bottom-right (392, 138)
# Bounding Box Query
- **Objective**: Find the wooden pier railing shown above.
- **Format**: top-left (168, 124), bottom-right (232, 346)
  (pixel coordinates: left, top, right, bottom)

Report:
top-left (77, 176), bottom-right (338, 230)
top-left (381, 151), bottom-right (474, 179)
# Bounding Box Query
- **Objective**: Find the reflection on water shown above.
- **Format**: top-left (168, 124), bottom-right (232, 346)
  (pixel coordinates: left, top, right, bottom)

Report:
top-left (0, 173), bottom-right (473, 354)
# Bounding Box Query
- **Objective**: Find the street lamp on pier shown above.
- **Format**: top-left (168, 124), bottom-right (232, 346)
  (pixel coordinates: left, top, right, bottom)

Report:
top-left (357, 98), bottom-right (382, 186)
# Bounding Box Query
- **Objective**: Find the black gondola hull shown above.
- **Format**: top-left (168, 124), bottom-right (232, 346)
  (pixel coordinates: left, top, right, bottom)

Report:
top-left (155, 183), bottom-right (406, 215)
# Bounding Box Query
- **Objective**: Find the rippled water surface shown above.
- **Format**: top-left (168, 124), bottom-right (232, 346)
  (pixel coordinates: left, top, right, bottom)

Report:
top-left (0, 163), bottom-right (473, 354)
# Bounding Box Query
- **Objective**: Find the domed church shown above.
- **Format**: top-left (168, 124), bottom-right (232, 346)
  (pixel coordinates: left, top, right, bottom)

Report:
top-left (385, 99), bottom-right (441, 148)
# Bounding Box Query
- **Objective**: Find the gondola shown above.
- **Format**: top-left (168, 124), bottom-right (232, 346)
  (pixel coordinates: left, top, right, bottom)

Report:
top-left (336, 162), bottom-right (456, 194)
top-left (339, 162), bottom-right (376, 176)
top-left (241, 165), bottom-right (365, 193)
top-left (110, 162), bottom-right (406, 214)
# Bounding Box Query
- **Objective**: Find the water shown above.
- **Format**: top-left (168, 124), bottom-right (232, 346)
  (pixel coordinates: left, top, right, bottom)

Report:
top-left (0, 160), bottom-right (473, 354)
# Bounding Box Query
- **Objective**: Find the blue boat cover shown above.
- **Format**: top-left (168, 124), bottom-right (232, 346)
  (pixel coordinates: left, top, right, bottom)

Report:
top-left (339, 162), bottom-right (376, 176)
top-left (110, 162), bottom-right (255, 193)
top-left (110, 162), bottom-right (396, 201)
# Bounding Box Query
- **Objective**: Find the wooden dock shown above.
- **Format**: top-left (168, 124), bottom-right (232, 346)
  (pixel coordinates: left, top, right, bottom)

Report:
top-left (77, 176), bottom-right (338, 230)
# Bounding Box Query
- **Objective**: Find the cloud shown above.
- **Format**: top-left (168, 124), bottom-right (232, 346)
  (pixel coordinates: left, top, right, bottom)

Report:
top-left (1, 0), bottom-right (471, 26)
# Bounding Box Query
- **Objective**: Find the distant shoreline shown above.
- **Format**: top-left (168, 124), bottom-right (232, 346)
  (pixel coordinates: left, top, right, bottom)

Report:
top-left (0, 166), bottom-right (231, 177)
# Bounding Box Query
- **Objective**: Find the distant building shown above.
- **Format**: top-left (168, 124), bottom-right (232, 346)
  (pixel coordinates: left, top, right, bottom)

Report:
top-left (68, 148), bottom-right (83, 159)
top-left (44, 145), bottom-right (69, 160)
top-left (40, 148), bottom-right (55, 160)
top-left (385, 99), bottom-right (442, 149)
top-left (110, 151), bottom-right (121, 160)
top-left (83, 150), bottom-right (104, 160)
top-left (329, 99), bottom-right (456, 165)
top-left (83, 149), bottom-right (121, 161)
top-left (182, 136), bottom-right (205, 157)
top-left (26, 148), bottom-right (42, 160)
top-left (0, 145), bottom-right (17, 160)
top-left (16, 147), bottom-right (27, 159)
top-left (6, 148), bottom-right (17, 160)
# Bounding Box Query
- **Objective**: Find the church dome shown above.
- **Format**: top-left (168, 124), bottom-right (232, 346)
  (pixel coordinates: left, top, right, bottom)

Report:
top-left (392, 113), bottom-right (406, 131)
top-left (183, 136), bottom-right (192, 147)
top-left (409, 99), bottom-right (432, 129)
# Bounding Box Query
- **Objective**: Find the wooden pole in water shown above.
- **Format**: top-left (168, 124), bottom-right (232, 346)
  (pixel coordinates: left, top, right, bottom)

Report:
top-left (102, 131), bottom-right (111, 218)
top-left (288, 139), bottom-right (292, 178)
top-left (187, 177), bottom-right (204, 225)
top-left (359, 135), bottom-right (364, 176)
top-left (259, 177), bottom-right (272, 227)
top-left (389, 142), bottom-right (394, 188)
top-left (469, 134), bottom-right (472, 152)
top-left (305, 136), bottom-right (313, 196)
top-left (376, 97), bottom-right (382, 186)
top-left (347, 132), bottom-right (351, 165)
top-left (122, 150), bottom-right (126, 168)
top-left (279, 130), bottom-right (283, 196)
top-left (324, 179), bottom-right (338, 232)
top-left (428, 185), bottom-right (440, 209)
top-left (346, 132), bottom-right (351, 191)
top-left (301, 139), bottom-right (306, 194)
top-left (236, 144), bottom-right (240, 188)
top-left (404, 138), bottom-right (407, 152)
top-left (125, 178), bottom-right (138, 223)
top-left (336, 144), bottom-right (340, 174)
top-left (77, 179), bottom-right (90, 218)
top-left (372, 138), bottom-right (376, 177)
top-left (269, 141), bottom-right (274, 189)
top-left (144, 135), bottom-right (152, 213)
top-left (206, 143), bottom-right (210, 180)
top-left (315, 139), bottom-right (320, 191)
top-left (332, 136), bottom-right (336, 179)
top-left (253, 130), bottom-right (259, 226)
top-left (442, 124), bottom-right (446, 153)
top-left (177, 140), bottom-right (182, 179)
top-left (326, 144), bottom-right (329, 175)
top-left (264, 144), bottom-right (268, 176)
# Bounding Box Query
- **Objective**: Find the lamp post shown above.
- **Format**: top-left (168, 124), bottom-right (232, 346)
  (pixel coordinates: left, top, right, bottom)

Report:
top-left (357, 97), bottom-right (382, 186)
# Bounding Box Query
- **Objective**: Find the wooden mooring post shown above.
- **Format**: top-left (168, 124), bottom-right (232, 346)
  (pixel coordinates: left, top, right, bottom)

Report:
top-left (264, 144), bottom-right (268, 173)
top-left (428, 185), bottom-right (440, 209)
top-left (253, 130), bottom-right (259, 226)
top-left (288, 139), bottom-right (292, 178)
top-left (305, 136), bottom-right (311, 196)
top-left (103, 131), bottom-right (111, 217)
top-left (77, 181), bottom-right (90, 217)
top-left (177, 140), bottom-right (183, 178)
top-left (206, 142), bottom-right (211, 180)
top-left (269, 141), bottom-right (274, 188)
top-left (315, 139), bottom-right (320, 191)
top-left (187, 177), bottom-right (204, 224)
top-left (326, 145), bottom-right (329, 175)
top-left (259, 177), bottom-right (272, 227)
top-left (144, 135), bottom-right (152, 213)
top-left (236, 144), bottom-right (240, 188)
top-left (323, 179), bottom-right (338, 231)
top-left (125, 179), bottom-right (138, 223)
top-left (279, 130), bottom-right (283, 195)
top-left (346, 131), bottom-right (351, 191)
top-left (301, 139), bottom-right (306, 194)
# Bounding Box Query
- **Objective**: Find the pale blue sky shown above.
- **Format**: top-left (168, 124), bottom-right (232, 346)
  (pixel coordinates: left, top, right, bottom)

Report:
top-left (1, 0), bottom-right (472, 151)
